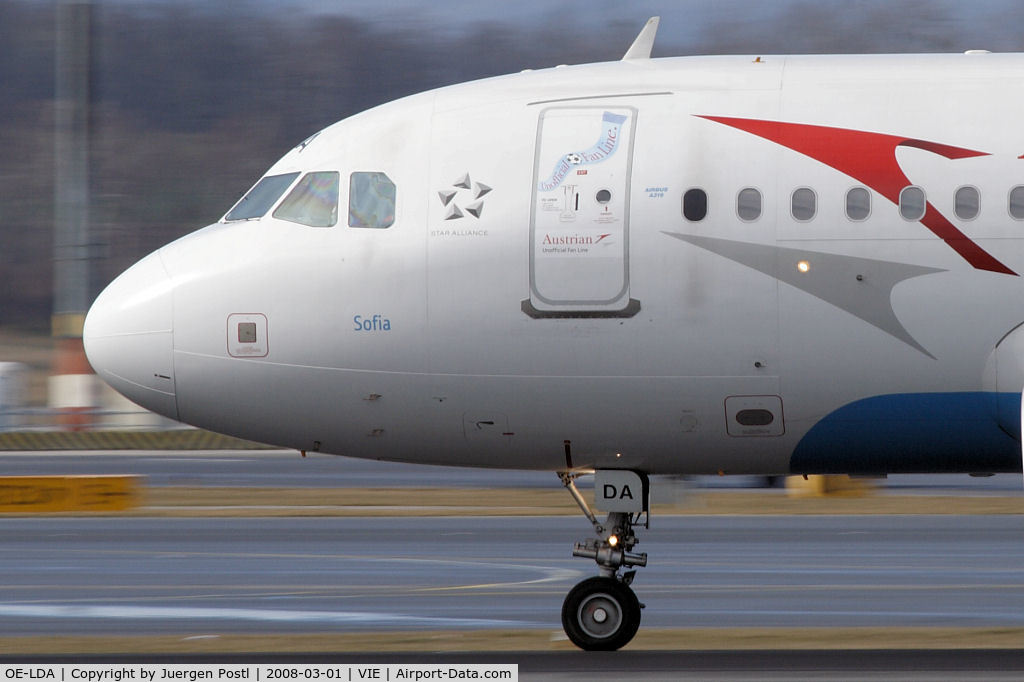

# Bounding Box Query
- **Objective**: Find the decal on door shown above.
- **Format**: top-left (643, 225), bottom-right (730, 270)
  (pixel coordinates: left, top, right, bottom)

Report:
top-left (524, 107), bottom-right (641, 318)
top-left (537, 111), bottom-right (628, 192)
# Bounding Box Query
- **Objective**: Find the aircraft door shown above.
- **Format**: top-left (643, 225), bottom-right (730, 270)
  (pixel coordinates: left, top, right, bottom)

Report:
top-left (524, 106), bottom-right (640, 317)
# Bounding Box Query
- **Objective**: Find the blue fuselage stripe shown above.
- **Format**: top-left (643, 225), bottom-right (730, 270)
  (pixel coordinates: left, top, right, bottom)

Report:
top-left (790, 392), bottom-right (1020, 474)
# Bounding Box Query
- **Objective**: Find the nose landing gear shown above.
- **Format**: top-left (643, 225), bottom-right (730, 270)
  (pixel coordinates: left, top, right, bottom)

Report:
top-left (559, 470), bottom-right (649, 651)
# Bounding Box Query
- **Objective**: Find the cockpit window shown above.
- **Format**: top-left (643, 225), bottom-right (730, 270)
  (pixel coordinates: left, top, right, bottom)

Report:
top-left (224, 172), bottom-right (300, 221)
top-left (273, 171), bottom-right (340, 227)
top-left (349, 172), bottom-right (396, 228)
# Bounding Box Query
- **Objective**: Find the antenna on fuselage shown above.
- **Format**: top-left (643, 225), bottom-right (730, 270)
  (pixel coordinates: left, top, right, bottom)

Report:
top-left (622, 16), bottom-right (660, 61)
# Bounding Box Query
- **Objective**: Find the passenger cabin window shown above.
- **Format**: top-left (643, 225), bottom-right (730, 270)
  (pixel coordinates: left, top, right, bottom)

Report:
top-left (791, 187), bottom-right (816, 221)
top-left (682, 188), bottom-right (708, 222)
top-left (224, 172), bottom-right (300, 221)
top-left (273, 171), bottom-right (340, 227)
top-left (845, 187), bottom-right (871, 221)
top-left (955, 186), bottom-right (979, 220)
top-left (349, 172), bottom-right (396, 228)
top-left (899, 186), bottom-right (926, 221)
top-left (736, 188), bottom-right (761, 222)
top-left (1011, 186), bottom-right (1024, 220)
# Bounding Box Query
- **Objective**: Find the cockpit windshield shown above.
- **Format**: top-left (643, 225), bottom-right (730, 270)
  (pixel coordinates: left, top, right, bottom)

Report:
top-left (223, 172), bottom-right (300, 221)
top-left (273, 171), bottom-right (340, 227)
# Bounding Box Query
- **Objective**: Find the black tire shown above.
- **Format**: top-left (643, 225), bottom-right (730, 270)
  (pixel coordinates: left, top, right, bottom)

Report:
top-left (561, 576), bottom-right (641, 651)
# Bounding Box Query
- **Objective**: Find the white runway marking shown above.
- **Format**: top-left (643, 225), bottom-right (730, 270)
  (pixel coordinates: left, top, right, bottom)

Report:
top-left (0, 603), bottom-right (521, 628)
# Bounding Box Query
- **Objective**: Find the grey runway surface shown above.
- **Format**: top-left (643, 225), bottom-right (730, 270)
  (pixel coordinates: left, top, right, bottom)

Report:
top-left (0, 450), bottom-right (558, 488)
top-left (3, 515), bottom-right (1024, 637)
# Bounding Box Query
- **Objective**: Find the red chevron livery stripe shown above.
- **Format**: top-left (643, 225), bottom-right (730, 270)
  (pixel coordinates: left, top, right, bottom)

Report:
top-left (699, 115), bottom-right (1016, 276)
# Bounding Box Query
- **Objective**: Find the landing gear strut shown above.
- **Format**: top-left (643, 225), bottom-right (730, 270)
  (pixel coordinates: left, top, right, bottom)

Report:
top-left (559, 470), bottom-right (649, 651)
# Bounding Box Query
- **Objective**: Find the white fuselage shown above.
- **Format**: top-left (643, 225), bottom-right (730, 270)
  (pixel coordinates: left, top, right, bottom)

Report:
top-left (84, 53), bottom-right (1024, 476)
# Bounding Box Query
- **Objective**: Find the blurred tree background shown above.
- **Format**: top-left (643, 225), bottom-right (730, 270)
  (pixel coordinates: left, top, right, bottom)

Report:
top-left (2, 0), bottom-right (1021, 330)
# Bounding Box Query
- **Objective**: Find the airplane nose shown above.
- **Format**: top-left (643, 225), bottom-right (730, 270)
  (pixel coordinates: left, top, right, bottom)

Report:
top-left (83, 249), bottom-right (179, 421)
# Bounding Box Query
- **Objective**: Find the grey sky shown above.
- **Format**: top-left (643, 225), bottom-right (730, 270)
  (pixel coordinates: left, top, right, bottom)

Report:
top-left (88, 0), bottom-right (1024, 56)
top-left (274, 0), bottom-right (1017, 46)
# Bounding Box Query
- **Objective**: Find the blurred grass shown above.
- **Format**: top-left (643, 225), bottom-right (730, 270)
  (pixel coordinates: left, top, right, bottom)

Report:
top-left (4, 626), bottom-right (1024, 654)
top-left (4, 485), bottom-right (1011, 517)
top-left (0, 430), bottom-right (273, 451)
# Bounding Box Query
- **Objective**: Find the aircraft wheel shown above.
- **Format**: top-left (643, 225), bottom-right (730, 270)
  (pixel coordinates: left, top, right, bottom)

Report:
top-left (561, 576), bottom-right (641, 651)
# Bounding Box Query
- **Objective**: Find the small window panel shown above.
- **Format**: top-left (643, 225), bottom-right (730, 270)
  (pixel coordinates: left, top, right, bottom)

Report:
top-left (224, 172), bottom-right (300, 221)
top-left (682, 188), bottom-right (708, 222)
top-left (736, 187), bottom-right (761, 222)
top-left (845, 187), bottom-right (871, 221)
top-left (954, 186), bottom-right (980, 221)
top-left (735, 409), bottom-right (774, 426)
top-left (725, 395), bottom-right (784, 437)
top-left (791, 187), bottom-right (816, 222)
top-left (899, 186), bottom-right (926, 221)
top-left (237, 322), bottom-right (257, 343)
top-left (227, 313), bottom-right (268, 358)
top-left (349, 172), bottom-right (396, 228)
top-left (1010, 186), bottom-right (1024, 220)
top-left (273, 171), bottom-right (340, 227)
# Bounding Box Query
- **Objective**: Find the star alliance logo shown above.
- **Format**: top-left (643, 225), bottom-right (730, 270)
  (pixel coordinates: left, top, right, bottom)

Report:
top-left (437, 173), bottom-right (491, 220)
